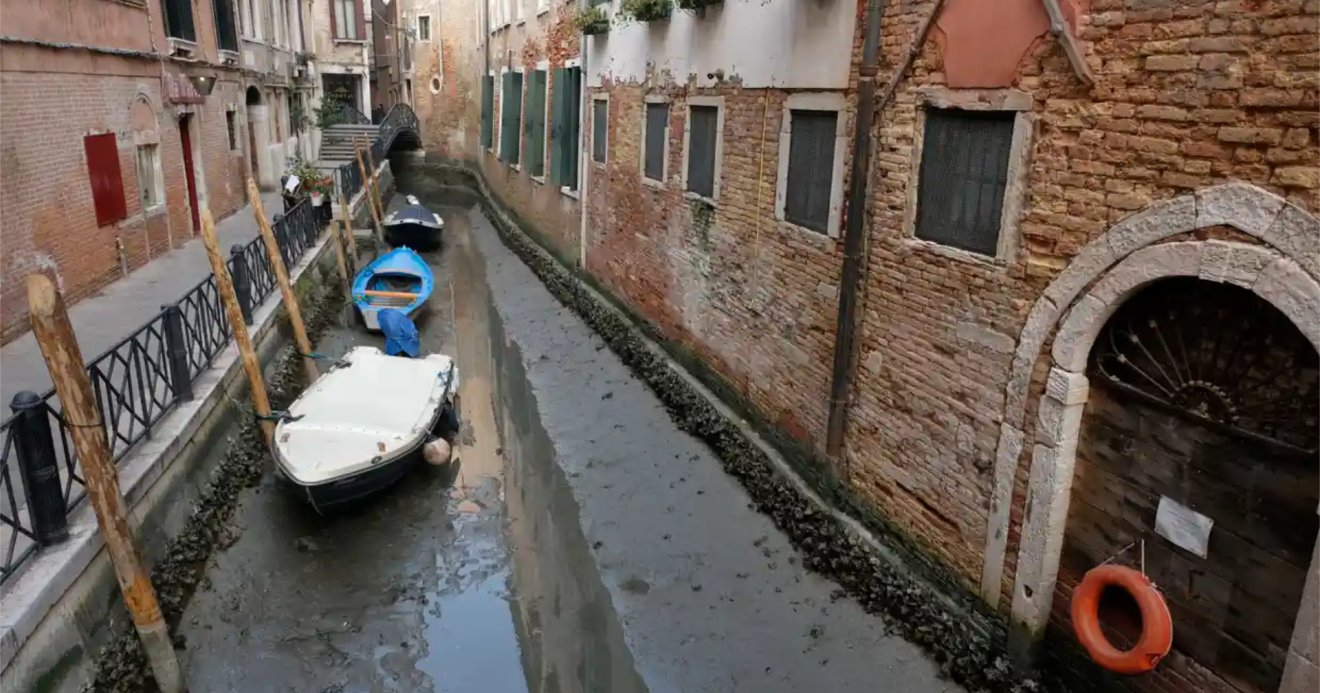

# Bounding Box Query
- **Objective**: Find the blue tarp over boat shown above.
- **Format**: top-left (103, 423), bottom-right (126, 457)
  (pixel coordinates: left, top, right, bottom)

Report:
top-left (352, 247), bottom-right (433, 331)
top-left (379, 309), bottom-right (421, 357)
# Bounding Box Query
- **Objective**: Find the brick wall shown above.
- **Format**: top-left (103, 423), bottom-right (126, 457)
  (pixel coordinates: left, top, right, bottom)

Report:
top-left (1, 48), bottom-right (249, 344)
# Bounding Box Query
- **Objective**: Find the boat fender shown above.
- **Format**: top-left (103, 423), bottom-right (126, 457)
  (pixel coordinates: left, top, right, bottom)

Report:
top-left (423, 437), bottom-right (452, 466)
top-left (1071, 564), bottom-right (1173, 675)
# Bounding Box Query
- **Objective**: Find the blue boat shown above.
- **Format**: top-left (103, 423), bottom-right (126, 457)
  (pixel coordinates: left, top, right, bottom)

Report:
top-left (352, 247), bottom-right (433, 331)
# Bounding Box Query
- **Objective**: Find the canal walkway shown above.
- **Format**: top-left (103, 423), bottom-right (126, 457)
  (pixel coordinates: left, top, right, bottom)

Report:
top-left (0, 193), bottom-right (283, 409)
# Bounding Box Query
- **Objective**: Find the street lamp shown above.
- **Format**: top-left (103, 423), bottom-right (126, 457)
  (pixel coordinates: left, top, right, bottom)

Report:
top-left (188, 74), bottom-right (218, 97)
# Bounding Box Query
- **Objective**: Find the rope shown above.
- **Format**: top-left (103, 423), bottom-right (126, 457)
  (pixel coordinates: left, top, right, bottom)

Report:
top-left (48, 409), bottom-right (105, 429)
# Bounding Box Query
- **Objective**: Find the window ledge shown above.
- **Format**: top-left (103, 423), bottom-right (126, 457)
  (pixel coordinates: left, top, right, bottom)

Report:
top-left (641, 176), bottom-right (665, 189)
top-left (531, 175), bottom-right (547, 185)
top-left (510, 163), bottom-right (521, 172)
top-left (333, 38), bottom-right (368, 45)
top-left (903, 237), bottom-right (1006, 268)
top-left (537, 8), bottom-right (549, 15)
top-left (120, 204), bottom-right (167, 227)
top-left (778, 218), bottom-right (838, 243)
top-left (167, 37), bottom-right (198, 56)
top-left (593, 160), bottom-right (607, 170)
top-left (683, 191), bottom-right (717, 206)
top-left (560, 186), bottom-right (580, 200)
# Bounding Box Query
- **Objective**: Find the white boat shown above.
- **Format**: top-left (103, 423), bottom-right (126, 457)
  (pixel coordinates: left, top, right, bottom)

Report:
top-left (273, 345), bottom-right (460, 513)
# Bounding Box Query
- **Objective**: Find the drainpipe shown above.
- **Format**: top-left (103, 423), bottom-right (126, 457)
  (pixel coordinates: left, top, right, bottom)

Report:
top-left (825, 0), bottom-right (886, 457)
top-left (578, 0), bottom-right (589, 270)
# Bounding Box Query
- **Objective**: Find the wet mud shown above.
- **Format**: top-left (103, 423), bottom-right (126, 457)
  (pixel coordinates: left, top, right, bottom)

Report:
top-left (420, 162), bottom-right (1052, 693)
top-left (84, 280), bottom-right (345, 692)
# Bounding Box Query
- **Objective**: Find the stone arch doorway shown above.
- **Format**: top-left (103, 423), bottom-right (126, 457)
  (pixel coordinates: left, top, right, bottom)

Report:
top-left (1061, 276), bottom-right (1317, 691)
top-left (977, 183), bottom-right (1320, 691)
top-left (245, 86), bottom-right (266, 184)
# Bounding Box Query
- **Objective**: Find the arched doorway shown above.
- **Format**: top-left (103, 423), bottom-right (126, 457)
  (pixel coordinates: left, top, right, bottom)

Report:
top-left (245, 86), bottom-right (265, 184)
top-left (1060, 277), bottom-right (1318, 691)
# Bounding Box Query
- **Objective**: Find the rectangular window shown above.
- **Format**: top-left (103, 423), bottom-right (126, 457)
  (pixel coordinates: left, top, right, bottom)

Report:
top-left (163, 0), bottom-right (197, 42)
top-left (84, 133), bottom-right (127, 226)
top-left (481, 75), bottom-right (495, 149)
top-left (783, 110), bottom-right (838, 234)
top-left (549, 66), bottom-right (582, 190)
top-left (226, 111), bottom-right (238, 150)
top-left (643, 102), bottom-right (668, 183)
top-left (686, 104), bottom-right (719, 199)
top-left (213, 0), bottom-right (238, 51)
top-left (525, 69), bottom-right (547, 177)
top-left (332, 0), bottom-right (363, 40)
top-left (592, 98), bottom-right (607, 164)
top-left (136, 144), bottom-right (162, 209)
top-left (500, 71), bottom-right (523, 165)
top-left (418, 15), bottom-right (431, 41)
top-left (914, 109), bottom-right (1016, 256)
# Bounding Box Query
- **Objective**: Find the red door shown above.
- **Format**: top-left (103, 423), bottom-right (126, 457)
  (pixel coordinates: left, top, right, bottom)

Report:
top-left (179, 115), bottom-right (200, 233)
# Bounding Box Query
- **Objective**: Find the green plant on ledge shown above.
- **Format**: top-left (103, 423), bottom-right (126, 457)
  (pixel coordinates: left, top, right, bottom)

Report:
top-left (621, 0), bottom-right (672, 22)
top-left (574, 5), bottom-right (611, 34)
top-left (676, 0), bottom-right (721, 9)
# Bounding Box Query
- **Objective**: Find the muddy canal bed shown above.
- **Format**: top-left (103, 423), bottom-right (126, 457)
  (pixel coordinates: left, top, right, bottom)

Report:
top-left (175, 186), bottom-right (961, 692)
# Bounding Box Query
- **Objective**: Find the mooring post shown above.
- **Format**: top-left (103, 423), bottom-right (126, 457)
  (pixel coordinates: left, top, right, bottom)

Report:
top-left (355, 141), bottom-right (385, 249)
top-left (9, 391), bottom-right (69, 546)
top-left (248, 179), bottom-right (319, 385)
top-left (338, 194), bottom-right (360, 269)
top-left (202, 208), bottom-right (275, 444)
top-left (25, 275), bottom-right (185, 693)
top-left (160, 303), bottom-right (193, 402)
top-left (364, 144), bottom-right (387, 226)
top-left (330, 218), bottom-right (353, 302)
top-left (229, 245), bottom-right (254, 326)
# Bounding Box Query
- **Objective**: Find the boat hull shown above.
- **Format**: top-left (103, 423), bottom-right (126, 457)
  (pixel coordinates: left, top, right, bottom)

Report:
top-left (351, 246), bottom-right (433, 333)
top-left (385, 221), bottom-right (442, 251)
top-left (277, 401), bottom-right (456, 514)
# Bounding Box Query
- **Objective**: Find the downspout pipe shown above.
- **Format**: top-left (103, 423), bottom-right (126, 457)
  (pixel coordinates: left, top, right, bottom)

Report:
top-left (825, 0), bottom-right (886, 456)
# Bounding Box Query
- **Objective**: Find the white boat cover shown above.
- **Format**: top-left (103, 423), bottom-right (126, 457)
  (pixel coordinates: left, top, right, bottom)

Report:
top-left (274, 346), bottom-right (459, 485)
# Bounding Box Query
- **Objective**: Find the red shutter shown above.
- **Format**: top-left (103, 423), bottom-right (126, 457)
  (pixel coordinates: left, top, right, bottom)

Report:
top-left (354, 0), bottom-right (366, 41)
top-left (329, 0), bottom-right (339, 38)
top-left (84, 133), bottom-right (127, 227)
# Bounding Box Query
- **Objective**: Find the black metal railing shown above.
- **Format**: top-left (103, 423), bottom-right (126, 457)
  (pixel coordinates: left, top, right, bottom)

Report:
top-left (333, 102), bottom-right (419, 203)
top-left (0, 198), bottom-right (331, 582)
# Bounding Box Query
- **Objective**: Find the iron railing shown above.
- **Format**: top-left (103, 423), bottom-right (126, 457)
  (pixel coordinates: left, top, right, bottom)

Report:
top-left (334, 103), bottom-right (417, 203)
top-left (0, 198), bottom-right (333, 582)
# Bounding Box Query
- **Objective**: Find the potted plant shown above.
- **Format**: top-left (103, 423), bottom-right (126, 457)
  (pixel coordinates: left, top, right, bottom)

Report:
top-left (621, 0), bottom-right (671, 22)
top-left (307, 176), bottom-right (334, 207)
top-left (285, 155), bottom-right (328, 205)
top-left (574, 5), bottom-right (611, 34)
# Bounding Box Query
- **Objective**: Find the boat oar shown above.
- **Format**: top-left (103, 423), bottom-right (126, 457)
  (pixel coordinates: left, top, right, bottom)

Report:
top-left (360, 289), bottom-right (421, 299)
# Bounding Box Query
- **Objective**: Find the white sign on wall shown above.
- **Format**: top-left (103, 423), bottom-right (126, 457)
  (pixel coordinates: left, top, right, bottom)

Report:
top-left (1154, 496), bottom-right (1214, 558)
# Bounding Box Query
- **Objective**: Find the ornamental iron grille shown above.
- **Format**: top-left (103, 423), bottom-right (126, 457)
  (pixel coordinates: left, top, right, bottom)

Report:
top-left (1089, 277), bottom-right (1319, 453)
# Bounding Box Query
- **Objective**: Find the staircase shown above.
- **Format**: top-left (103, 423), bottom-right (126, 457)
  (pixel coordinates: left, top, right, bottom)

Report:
top-left (317, 123), bottom-right (381, 172)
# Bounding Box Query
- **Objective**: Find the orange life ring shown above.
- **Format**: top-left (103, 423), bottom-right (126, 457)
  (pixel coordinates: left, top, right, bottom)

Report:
top-left (1071, 564), bottom-right (1173, 675)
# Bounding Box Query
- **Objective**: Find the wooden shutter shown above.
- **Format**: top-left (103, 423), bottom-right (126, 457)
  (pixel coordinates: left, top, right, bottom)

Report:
top-left (526, 70), bottom-right (546, 177)
top-left (565, 67), bottom-right (580, 188)
top-left (84, 133), bottom-right (127, 227)
top-left (548, 68), bottom-right (566, 184)
top-left (481, 75), bottom-right (494, 149)
top-left (510, 71), bottom-right (523, 166)
top-left (329, 0), bottom-right (339, 37)
top-left (354, 0), bottom-right (366, 41)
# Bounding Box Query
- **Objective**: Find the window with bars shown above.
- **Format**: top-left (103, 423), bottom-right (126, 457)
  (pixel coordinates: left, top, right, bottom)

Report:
top-left (643, 102), bottom-right (668, 182)
top-left (783, 109), bottom-right (837, 234)
top-left (163, 0), bottom-right (197, 42)
top-left (213, 0), bottom-right (238, 51)
top-left (686, 104), bottom-right (718, 199)
top-left (914, 108), bottom-right (1015, 256)
top-left (226, 111), bottom-right (239, 150)
top-left (500, 71), bottom-right (523, 165)
top-left (592, 99), bottom-right (607, 164)
top-left (525, 69), bottom-right (547, 177)
top-left (418, 15), bottom-right (431, 41)
top-left (481, 75), bottom-right (495, 150)
top-left (549, 66), bottom-right (582, 189)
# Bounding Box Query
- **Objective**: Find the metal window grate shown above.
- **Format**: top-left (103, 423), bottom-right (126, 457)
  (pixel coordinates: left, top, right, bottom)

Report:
top-left (592, 100), bottom-right (607, 163)
top-left (784, 110), bottom-right (837, 234)
top-left (686, 105), bottom-right (718, 198)
top-left (644, 103), bottom-right (668, 181)
top-left (915, 108), bottom-right (1016, 256)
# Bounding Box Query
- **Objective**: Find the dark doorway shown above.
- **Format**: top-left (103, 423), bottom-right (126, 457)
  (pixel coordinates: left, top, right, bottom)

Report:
top-left (179, 114), bottom-right (200, 234)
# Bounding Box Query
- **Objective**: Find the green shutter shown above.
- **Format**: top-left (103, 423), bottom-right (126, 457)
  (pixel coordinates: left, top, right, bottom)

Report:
top-left (501, 72), bottom-right (523, 165)
top-left (526, 70), bottom-right (546, 177)
top-left (548, 68), bottom-right (566, 185)
top-left (565, 67), bottom-right (581, 190)
top-left (499, 72), bottom-right (511, 161)
top-left (480, 75), bottom-right (494, 149)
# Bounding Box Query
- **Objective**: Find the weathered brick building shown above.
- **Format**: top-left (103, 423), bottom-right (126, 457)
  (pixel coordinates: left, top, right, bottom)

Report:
top-left (0, 0), bottom-right (319, 344)
top-left (417, 0), bottom-right (1319, 689)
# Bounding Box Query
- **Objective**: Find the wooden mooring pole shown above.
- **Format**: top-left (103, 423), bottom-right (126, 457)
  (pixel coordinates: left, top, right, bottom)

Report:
top-left (364, 144), bottom-right (388, 225)
top-left (338, 193), bottom-right (360, 268)
top-left (26, 275), bottom-right (186, 693)
top-left (248, 179), bottom-right (318, 384)
top-left (330, 218), bottom-right (353, 301)
top-left (355, 142), bottom-right (386, 248)
top-left (199, 207), bottom-right (276, 444)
